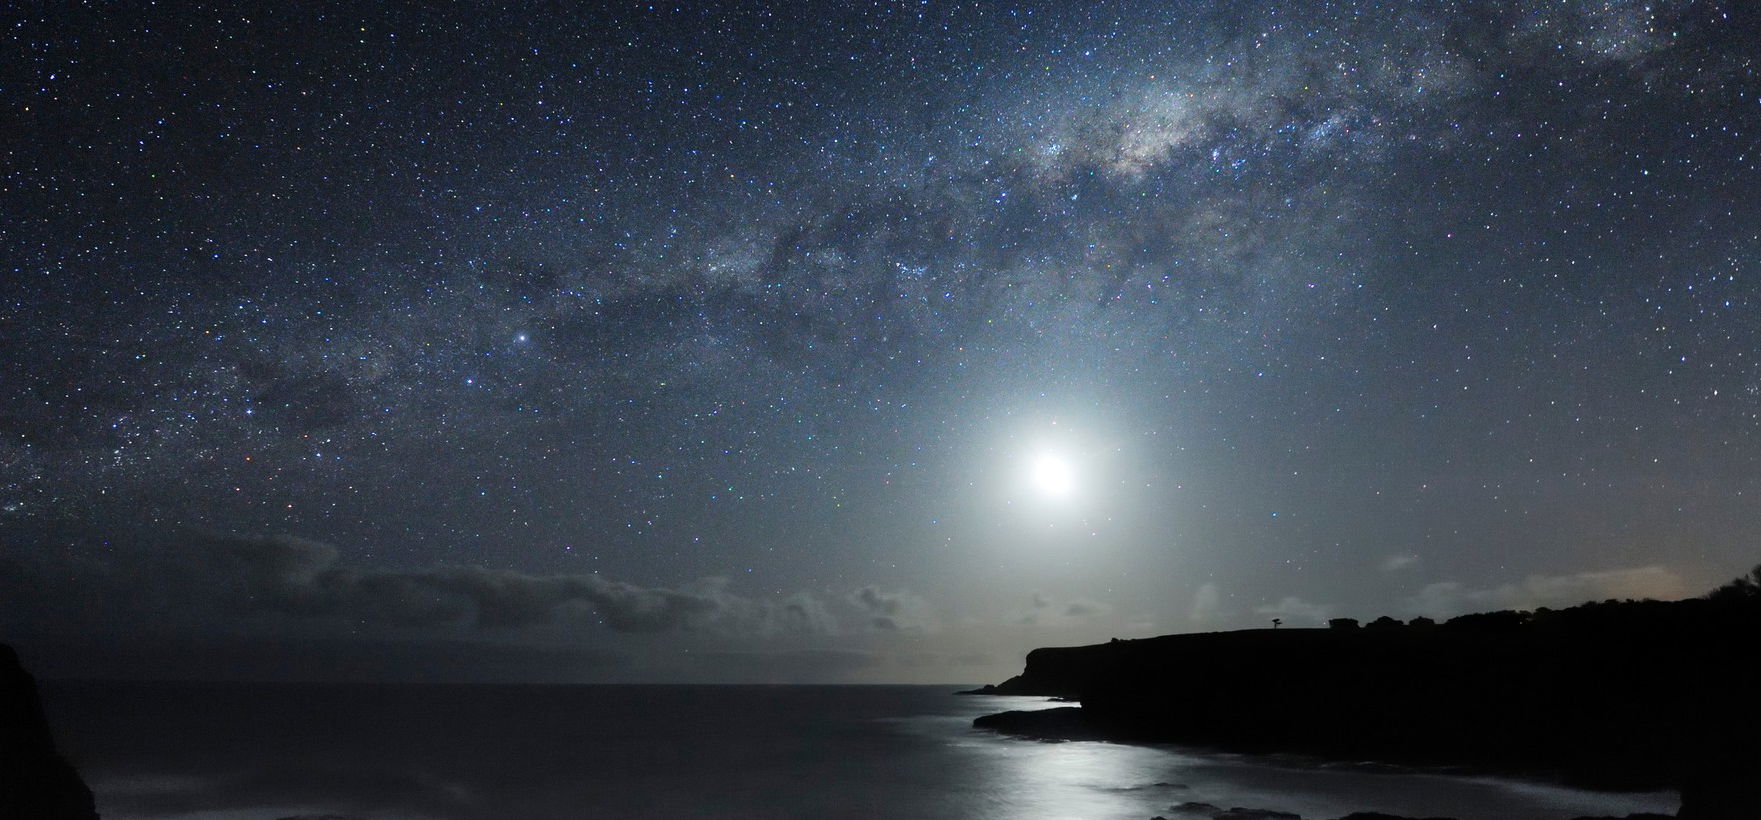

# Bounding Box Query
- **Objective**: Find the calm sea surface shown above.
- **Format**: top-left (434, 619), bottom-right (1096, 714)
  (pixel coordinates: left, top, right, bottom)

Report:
top-left (41, 682), bottom-right (1676, 820)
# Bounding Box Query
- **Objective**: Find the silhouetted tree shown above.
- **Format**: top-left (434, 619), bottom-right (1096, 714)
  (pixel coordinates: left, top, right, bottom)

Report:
top-left (1708, 563), bottom-right (1761, 603)
top-left (1408, 615), bottom-right (1435, 628)
top-left (1328, 617), bottom-right (1359, 630)
top-left (1271, 618), bottom-right (1282, 629)
top-left (1366, 615), bottom-right (1403, 631)
top-left (1443, 610), bottom-right (1528, 632)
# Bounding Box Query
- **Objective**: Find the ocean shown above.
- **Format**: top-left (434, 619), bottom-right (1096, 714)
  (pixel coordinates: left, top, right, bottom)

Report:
top-left (41, 682), bottom-right (1677, 820)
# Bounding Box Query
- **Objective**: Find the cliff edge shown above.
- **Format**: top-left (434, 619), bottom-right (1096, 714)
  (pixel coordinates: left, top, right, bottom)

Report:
top-left (0, 644), bottom-right (99, 820)
top-left (973, 594), bottom-right (1761, 819)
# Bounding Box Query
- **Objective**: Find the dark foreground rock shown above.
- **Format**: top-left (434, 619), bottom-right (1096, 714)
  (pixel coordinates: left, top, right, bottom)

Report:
top-left (0, 644), bottom-right (99, 820)
top-left (970, 707), bottom-right (1107, 740)
top-left (1156, 802), bottom-right (1301, 819)
top-left (1562, 815), bottom-right (1676, 820)
top-left (1150, 812), bottom-right (1674, 820)
top-left (1333, 814), bottom-right (1461, 820)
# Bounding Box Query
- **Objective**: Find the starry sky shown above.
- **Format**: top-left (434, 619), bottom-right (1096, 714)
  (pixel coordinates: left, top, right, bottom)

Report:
top-left (4, 0), bottom-right (1759, 683)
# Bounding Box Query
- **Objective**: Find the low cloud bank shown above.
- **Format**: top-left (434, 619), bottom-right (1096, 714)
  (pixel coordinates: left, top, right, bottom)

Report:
top-left (3, 532), bottom-right (845, 638)
top-left (847, 585), bottom-right (937, 631)
top-left (1380, 553), bottom-right (1420, 572)
top-left (1407, 566), bottom-right (1689, 618)
top-left (1011, 592), bottom-right (1112, 627)
top-left (197, 534), bottom-right (837, 635)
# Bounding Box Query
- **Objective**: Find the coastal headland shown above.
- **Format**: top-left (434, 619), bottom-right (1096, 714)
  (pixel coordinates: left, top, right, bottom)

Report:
top-left (970, 583), bottom-right (1761, 820)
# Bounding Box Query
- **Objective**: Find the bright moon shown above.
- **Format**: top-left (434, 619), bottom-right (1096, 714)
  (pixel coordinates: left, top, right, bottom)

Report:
top-left (1027, 451), bottom-right (1078, 498)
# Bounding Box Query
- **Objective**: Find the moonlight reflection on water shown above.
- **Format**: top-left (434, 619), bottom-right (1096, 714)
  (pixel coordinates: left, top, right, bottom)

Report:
top-left (943, 696), bottom-right (1677, 820)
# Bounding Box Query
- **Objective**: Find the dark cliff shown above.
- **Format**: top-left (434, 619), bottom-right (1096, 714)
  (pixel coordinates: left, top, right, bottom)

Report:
top-left (983, 642), bottom-right (1122, 696)
top-left (977, 595), bottom-right (1761, 817)
top-left (0, 644), bottom-right (99, 820)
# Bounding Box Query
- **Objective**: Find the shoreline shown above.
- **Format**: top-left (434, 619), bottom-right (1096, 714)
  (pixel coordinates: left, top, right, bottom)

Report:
top-left (969, 701), bottom-right (1680, 820)
top-left (963, 596), bottom-right (1761, 818)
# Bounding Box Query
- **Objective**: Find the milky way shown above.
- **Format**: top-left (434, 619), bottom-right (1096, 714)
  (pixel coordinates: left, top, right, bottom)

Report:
top-left (4, 1), bottom-right (1759, 682)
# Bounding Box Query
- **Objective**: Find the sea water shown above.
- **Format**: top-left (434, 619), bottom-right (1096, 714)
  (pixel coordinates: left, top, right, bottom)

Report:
top-left (41, 682), bottom-right (1677, 820)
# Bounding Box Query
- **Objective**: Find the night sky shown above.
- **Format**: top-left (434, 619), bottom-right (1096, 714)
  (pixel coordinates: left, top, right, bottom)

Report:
top-left (4, 1), bottom-right (1759, 683)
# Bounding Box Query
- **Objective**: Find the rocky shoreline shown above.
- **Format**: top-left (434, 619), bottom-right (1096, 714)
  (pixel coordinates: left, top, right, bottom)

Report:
top-left (968, 593), bottom-right (1761, 820)
top-left (1161, 808), bottom-right (1669, 820)
top-left (972, 705), bottom-right (1675, 820)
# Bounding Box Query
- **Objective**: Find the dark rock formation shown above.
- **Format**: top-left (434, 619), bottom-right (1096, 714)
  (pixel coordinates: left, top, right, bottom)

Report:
top-left (1156, 804), bottom-right (1301, 820)
top-left (970, 706), bottom-right (1105, 740)
top-left (1563, 815), bottom-right (1675, 820)
top-left (1160, 804), bottom-right (1225, 818)
top-left (0, 644), bottom-right (99, 820)
top-left (972, 644), bottom-right (1104, 696)
top-left (1333, 814), bottom-right (1459, 820)
top-left (1218, 811), bottom-right (1299, 820)
top-left (975, 593), bottom-right (1761, 818)
top-left (1169, 802), bottom-right (1310, 816)
top-left (1158, 809), bottom-right (1673, 820)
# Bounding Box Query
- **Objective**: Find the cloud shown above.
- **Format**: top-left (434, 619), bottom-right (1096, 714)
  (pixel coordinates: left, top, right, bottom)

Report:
top-left (1189, 582), bottom-right (1221, 625)
top-left (1381, 553), bottom-right (1421, 572)
top-left (1406, 566), bottom-right (1690, 618)
top-left (1062, 599), bottom-right (1105, 618)
top-left (846, 585), bottom-right (936, 632)
top-left (6, 532), bottom-right (836, 638)
top-left (12, 634), bottom-right (634, 684)
top-left (1254, 596), bottom-right (1333, 626)
top-left (1013, 592), bottom-right (1112, 627)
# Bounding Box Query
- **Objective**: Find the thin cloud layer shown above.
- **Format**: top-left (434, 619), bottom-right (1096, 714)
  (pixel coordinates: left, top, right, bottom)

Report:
top-left (1381, 554), bottom-right (1421, 572)
top-left (1012, 592), bottom-right (1113, 627)
top-left (1406, 566), bottom-right (1691, 617)
top-left (1188, 582), bottom-right (1222, 625)
top-left (846, 585), bottom-right (937, 632)
top-left (5, 532), bottom-right (837, 638)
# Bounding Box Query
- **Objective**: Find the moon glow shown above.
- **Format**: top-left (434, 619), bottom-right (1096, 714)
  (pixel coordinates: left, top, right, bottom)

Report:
top-left (1027, 451), bottom-right (1079, 499)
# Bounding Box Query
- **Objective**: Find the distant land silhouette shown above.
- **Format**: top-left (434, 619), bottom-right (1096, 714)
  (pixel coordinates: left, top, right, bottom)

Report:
top-left (970, 565), bottom-right (1761, 820)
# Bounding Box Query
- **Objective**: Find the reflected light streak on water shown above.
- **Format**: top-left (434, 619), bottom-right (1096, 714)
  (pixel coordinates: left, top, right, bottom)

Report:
top-left (938, 696), bottom-right (1678, 820)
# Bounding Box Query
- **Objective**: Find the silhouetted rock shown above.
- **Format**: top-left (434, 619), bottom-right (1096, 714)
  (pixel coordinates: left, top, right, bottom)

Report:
top-left (979, 657), bottom-right (1090, 696)
top-left (1563, 814), bottom-right (1674, 820)
top-left (970, 706), bottom-right (1105, 740)
top-left (1160, 803), bottom-right (1301, 820)
top-left (972, 583), bottom-right (1761, 813)
top-left (1161, 802), bottom-right (1224, 817)
top-left (0, 644), bottom-right (99, 820)
top-left (1333, 814), bottom-right (1459, 820)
